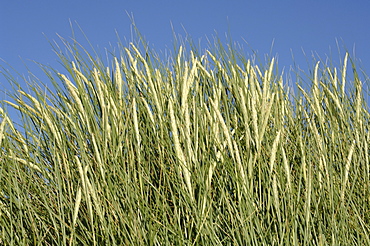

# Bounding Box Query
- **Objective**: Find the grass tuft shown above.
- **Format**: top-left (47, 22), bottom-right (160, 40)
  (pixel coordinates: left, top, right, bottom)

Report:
top-left (0, 29), bottom-right (369, 245)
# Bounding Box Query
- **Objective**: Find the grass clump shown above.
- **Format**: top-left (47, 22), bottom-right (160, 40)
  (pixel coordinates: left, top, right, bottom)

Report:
top-left (0, 31), bottom-right (369, 245)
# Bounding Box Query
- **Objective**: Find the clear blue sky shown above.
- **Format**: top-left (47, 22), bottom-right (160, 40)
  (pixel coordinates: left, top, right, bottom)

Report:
top-left (1, 1), bottom-right (370, 100)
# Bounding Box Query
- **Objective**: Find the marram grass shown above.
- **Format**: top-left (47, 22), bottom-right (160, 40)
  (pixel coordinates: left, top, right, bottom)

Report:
top-left (0, 34), bottom-right (369, 245)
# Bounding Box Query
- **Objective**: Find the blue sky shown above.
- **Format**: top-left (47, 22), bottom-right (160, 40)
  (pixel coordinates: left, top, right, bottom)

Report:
top-left (1, 1), bottom-right (370, 101)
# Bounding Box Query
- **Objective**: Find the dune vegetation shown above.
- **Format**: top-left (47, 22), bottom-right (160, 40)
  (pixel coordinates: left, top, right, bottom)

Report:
top-left (0, 29), bottom-right (369, 245)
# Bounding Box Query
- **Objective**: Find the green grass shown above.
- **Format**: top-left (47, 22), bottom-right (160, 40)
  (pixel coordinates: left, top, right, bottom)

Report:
top-left (0, 30), bottom-right (369, 245)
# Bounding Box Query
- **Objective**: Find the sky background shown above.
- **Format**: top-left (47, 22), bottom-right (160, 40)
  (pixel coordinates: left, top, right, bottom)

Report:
top-left (1, 1), bottom-right (370, 107)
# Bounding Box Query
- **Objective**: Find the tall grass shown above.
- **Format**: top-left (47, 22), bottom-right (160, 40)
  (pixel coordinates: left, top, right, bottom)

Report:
top-left (0, 31), bottom-right (369, 245)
